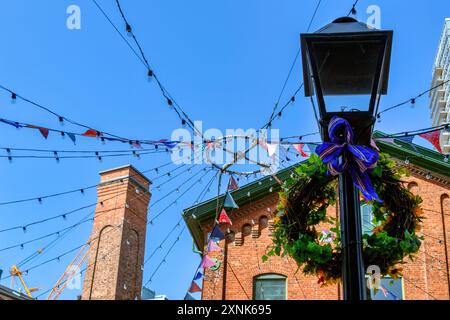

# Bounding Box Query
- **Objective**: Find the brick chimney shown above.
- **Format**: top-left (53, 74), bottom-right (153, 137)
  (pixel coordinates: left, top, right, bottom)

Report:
top-left (82, 165), bottom-right (151, 300)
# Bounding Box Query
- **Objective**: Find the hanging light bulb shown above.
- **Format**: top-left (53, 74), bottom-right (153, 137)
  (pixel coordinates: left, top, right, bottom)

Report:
top-left (157, 186), bottom-right (161, 192)
top-left (182, 119), bottom-right (187, 128)
top-left (290, 96), bottom-right (296, 105)
top-left (247, 191), bottom-right (251, 197)
top-left (22, 226), bottom-right (27, 233)
top-left (54, 151), bottom-right (59, 163)
top-left (38, 198), bottom-right (42, 204)
top-left (404, 158), bottom-right (410, 165)
top-left (58, 116), bottom-right (65, 126)
top-left (11, 92), bottom-right (17, 104)
top-left (126, 23), bottom-right (132, 36)
top-left (269, 187), bottom-right (273, 193)
top-left (8, 155), bottom-right (13, 163)
top-left (426, 173), bottom-right (432, 180)
top-left (410, 98), bottom-right (416, 108)
top-left (277, 111), bottom-right (282, 120)
top-left (377, 114), bottom-right (381, 123)
top-left (147, 69), bottom-right (154, 82)
top-left (167, 98), bottom-right (173, 109)
top-left (444, 155), bottom-right (449, 163)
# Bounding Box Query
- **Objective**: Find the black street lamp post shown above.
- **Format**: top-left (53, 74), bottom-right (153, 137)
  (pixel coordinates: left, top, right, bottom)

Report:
top-left (300, 17), bottom-right (393, 300)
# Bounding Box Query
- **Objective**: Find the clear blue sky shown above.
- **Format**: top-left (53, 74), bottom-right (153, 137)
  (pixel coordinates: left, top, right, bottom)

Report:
top-left (0, 0), bottom-right (448, 300)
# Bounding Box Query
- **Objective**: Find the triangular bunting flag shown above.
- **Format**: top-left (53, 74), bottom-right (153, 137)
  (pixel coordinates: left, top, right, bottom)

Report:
top-left (26, 125), bottom-right (49, 139)
top-left (207, 240), bottom-right (221, 253)
top-left (210, 226), bottom-right (225, 242)
top-left (227, 176), bottom-right (239, 191)
top-left (307, 143), bottom-right (317, 154)
top-left (200, 254), bottom-right (217, 268)
top-left (132, 141), bottom-right (143, 149)
top-left (293, 144), bottom-right (308, 157)
top-left (38, 127), bottom-right (49, 139)
top-left (66, 132), bottom-right (76, 144)
top-left (218, 208), bottom-right (232, 225)
top-left (184, 293), bottom-right (196, 300)
top-left (419, 130), bottom-right (443, 153)
top-left (194, 271), bottom-right (203, 281)
top-left (396, 135), bottom-right (415, 144)
top-left (267, 143), bottom-right (278, 157)
top-left (82, 129), bottom-right (100, 137)
top-left (163, 141), bottom-right (178, 149)
top-left (223, 192), bottom-right (239, 209)
top-left (188, 281), bottom-right (202, 293)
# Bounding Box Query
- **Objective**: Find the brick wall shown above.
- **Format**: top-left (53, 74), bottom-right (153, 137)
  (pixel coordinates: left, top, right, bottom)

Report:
top-left (82, 165), bottom-right (151, 300)
top-left (200, 169), bottom-right (450, 300)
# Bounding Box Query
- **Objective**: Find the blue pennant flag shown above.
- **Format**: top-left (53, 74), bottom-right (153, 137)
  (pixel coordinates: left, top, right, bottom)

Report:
top-left (223, 192), bottom-right (239, 209)
top-left (210, 226), bottom-right (225, 242)
top-left (194, 271), bottom-right (203, 281)
top-left (0, 119), bottom-right (23, 129)
top-left (184, 293), bottom-right (196, 300)
top-left (307, 143), bottom-right (317, 154)
top-left (66, 132), bottom-right (76, 144)
top-left (396, 136), bottom-right (415, 144)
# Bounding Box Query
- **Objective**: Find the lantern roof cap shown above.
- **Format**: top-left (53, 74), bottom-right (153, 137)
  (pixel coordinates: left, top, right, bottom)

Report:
top-left (315, 16), bottom-right (378, 34)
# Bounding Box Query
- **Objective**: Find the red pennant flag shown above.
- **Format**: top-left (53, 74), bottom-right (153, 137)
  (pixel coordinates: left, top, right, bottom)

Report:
top-left (293, 143), bottom-right (308, 157)
top-left (188, 281), bottom-right (202, 293)
top-left (419, 131), bottom-right (442, 154)
top-left (218, 208), bottom-right (232, 225)
top-left (227, 176), bottom-right (239, 191)
top-left (132, 141), bottom-right (143, 149)
top-left (82, 129), bottom-right (100, 137)
top-left (26, 125), bottom-right (49, 139)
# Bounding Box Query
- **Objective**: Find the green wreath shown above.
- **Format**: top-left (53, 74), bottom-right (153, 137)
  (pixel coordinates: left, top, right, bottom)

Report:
top-left (263, 153), bottom-right (423, 285)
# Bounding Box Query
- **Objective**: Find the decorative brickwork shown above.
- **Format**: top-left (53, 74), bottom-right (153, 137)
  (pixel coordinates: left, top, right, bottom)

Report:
top-left (82, 165), bottom-right (151, 300)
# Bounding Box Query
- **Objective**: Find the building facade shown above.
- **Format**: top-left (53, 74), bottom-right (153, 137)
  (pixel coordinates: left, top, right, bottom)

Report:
top-left (430, 18), bottom-right (450, 154)
top-left (184, 135), bottom-right (450, 300)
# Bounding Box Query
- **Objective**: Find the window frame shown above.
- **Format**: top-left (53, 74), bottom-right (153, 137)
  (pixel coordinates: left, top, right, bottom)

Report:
top-left (252, 273), bottom-right (287, 301)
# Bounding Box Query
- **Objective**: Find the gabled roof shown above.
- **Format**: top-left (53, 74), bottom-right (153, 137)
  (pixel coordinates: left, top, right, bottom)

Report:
top-left (183, 131), bottom-right (450, 250)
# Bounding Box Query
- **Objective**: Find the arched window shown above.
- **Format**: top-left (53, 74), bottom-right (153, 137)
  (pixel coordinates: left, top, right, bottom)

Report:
top-left (253, 274), bottom-right (287, 300)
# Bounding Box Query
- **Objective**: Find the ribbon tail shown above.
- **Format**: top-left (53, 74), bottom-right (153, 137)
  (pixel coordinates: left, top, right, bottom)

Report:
top-left (349, 165), bottom-right (382, 203)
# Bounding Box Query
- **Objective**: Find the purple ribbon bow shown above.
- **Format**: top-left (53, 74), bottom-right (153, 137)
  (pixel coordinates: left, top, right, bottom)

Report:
top-left (316, 116), bottom-right (382, 202)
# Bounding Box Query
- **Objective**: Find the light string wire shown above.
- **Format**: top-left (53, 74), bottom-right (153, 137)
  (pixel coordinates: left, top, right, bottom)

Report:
top-left (143, 171), bottom-right (218, 286)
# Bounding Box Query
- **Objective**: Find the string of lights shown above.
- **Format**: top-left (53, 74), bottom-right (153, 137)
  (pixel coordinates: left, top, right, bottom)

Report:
top-left (91, 0), bottom-right (200, 136)
top-left (149, 168), bottom-right (215, 224)
top-left (262, 0), bottom-right (322, 129)
top-left (347, 0), bottom-right (360, 16)
top-left (143, 172), bottom-right (218, 286)
top-left (377, 78), bottom-right (450, 118)
top-left (143, 226), bottom-right (186, 287)
top-left (0, 148), bottom-right (204, 206)
top-left (1, 169), bottom-right (214, 283)
top-left (376, 123), bottom-right (450, 139)
top-left (0, 163), bottom-right (206, 254)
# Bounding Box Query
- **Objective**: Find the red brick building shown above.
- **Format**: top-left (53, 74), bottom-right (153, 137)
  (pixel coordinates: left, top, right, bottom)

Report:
top-left (184, 134), bottom-right (450, 300)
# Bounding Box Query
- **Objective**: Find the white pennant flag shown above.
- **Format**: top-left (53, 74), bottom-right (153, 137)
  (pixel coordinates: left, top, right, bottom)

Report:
top-left (267, 143), bottom-right (278, 157)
